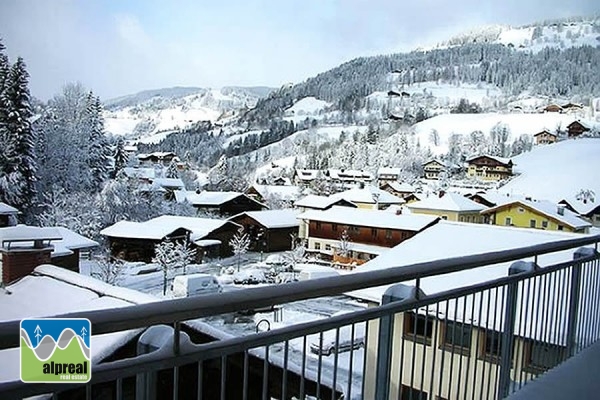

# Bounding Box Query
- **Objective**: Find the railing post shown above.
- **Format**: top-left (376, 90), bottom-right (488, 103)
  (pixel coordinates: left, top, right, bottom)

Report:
top-left (567, 248), bottom-right (598, 356)
top-left (375, 284), bottom-right (425, 400)
top-left (499, 261), bottom-right (537, 399)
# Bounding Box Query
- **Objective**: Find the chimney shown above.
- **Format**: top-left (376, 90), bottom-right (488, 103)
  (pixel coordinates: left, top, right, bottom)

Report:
top-left (0, 226), bottom-right (60, 285)
top-left (557, 205), bottom-right (565, 216)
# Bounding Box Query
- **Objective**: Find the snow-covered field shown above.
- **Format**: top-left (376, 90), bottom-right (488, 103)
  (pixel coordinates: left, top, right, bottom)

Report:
top-left (286, 97), bottom-right (331, 115)
top-left (499, 138), bottom-right (600, 202)
top-left (403, 81), bottom-right (503, 103)
top-left (412, 112), bottom-right (596, 155)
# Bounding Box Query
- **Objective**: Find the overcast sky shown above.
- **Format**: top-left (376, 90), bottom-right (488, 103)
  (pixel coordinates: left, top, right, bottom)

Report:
top-left (0, 0), bottom-right (598, 100)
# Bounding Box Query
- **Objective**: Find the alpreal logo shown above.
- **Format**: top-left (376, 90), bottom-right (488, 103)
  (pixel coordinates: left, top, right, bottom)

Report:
top-left (20, 318), bottom-right (91, 383)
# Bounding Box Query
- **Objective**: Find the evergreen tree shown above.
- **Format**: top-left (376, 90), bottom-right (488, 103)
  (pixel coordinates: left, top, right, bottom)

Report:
top-left (165, 159), bottom-right (179, 179)
top-left (84, 92), bottom-right (111, 189)
top-left (1, 57), bottom-right (37, 210)
top-left (113, 138), bottom-right (128, 176)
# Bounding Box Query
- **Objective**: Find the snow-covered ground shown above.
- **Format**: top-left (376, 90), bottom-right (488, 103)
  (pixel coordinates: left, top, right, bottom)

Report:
top-left (403, 81), bottom-right (503, 103)
top-left (285, 97), bottom-right (331, 115)
top-left (412, 112), bottom-right (596, 155)
top-left (499, 138), bottom-right (600, 202)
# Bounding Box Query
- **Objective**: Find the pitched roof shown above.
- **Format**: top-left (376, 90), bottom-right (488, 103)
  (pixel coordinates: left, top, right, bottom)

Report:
top-left (377, 167), bottom-right (401, 176)
top-left (471, 191), bottom-right (528, 207)
top-left (122, 167), bottom-right (156, 180)
top-left (332, 186), bottom-right (405, 205)
top-left (100, 215), bottom-right (239, 241)
top-left (151, 178), bottom-right (185, 190)
top-left (0, 203), bottom-right (19, 215)
top-left (0, 226), bottom-right (62, 246)
top-left (559, 196), bottom-right (600, 216)
top-left (297, 206), bottom-right (439, 231)
top-left (294, 169), bottom-right (320, 180)
top-left (407, 192), bottom-right (487, 212)
top-left (294, 195), bottom-right (356, 210)
top-left (383, 181), bottom-right (415, 193)
top-left (467, 154), bottom-right (512, 165)
top-left (327, 169), bottom-right (373, 181)
top-left (533, 130), bottom-right (556, 137)
top-left (230, 209), bottom-right (300, 229)
top-left (482, 199), bottom-right (592, 229)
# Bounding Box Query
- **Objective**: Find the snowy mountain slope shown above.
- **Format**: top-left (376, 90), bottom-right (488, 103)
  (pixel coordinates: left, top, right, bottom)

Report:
top-left (286, 97), bottom-right (331, 115)
top-left (438, 18), bottom-right (600, 52)
top-left (412, 113), bottom-right (598, 155)
top-left (499, 138), bottom-right (600, 202)
top-left (103, 86), bottom-right (274, 138)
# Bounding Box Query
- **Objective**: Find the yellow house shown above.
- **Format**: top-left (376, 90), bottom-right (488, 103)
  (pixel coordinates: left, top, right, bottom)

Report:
top-left (466, 155), bottom-right (513, 182)
top-left (406, 192), bottom-right (486, 223)
top-left (481, 199), bottom-right (591, 233)
top-left (348, 222), bottom-right (583, 400)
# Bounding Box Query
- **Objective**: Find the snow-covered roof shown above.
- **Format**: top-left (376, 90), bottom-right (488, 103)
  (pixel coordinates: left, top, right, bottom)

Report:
top-left (332, 186), bottom-right (404, 205)
top-left (151, 178), bottom-right (185, 189)
top-left (0, 265), bottom-right (158, 383)
top-left (377, 167), bottom-right (401, 176)
top-left (500, 139), bottom-right (600, 203)
top-left (472, 191), bottom-right (527, 206)
top-left (297, 206), bottom-right (439, 231)
top-left (327, 169), bottom-right (374, 181)
top-left (175, 190), bottom-right (254, 206)
top-left (230, 209), bottom-right (300, 229)
top-left (423, 159), bottom-right (447, 167)
top-left (533, 130), bottom-right (556, 137)
top-left (407, 192), bottom-right (487, 212)
top-left (467, 154), bottom-right (513, 165)
top-left (482, 199), bottom-right (592, 229)
top-left (383, 181), bottom-right (415, 193)
top-left (122, 167), bottom-right (156, 180)
top-left (0, 225), bottom-right (62, 246)
top-left (0, 202), bottom-right (18, 215)
top-left (333, 241), bottom-right (389, 255)
top-left (559, 196), bottom-right (600, 216)
top-left (346, 222), bottom-right (590, 343)
top-left (294, 195), bottom-right (356, 210)
top-left (100, 215), bottom-right (239, 241)
top-left (249, 184), bottom-right (302, 201)
top-left (295, 169), bottom-right (321, 181)
top-left (137, 151), bottom-right (176, 160)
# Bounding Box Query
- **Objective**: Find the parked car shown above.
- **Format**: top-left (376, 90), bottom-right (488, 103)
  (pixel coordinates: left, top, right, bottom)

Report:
top-left (310, 313), bottom-right (366, 356)
top-left (233, 268), bottom-right (267, 284)
top-left (172, 273), bottom-right (222, 298)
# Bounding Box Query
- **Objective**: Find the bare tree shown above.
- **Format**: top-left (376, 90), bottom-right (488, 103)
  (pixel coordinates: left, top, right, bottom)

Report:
top-left (576, 189), bottom-right (596, 204)
top-left (229, 229), bottom-right (251, 272)
top-left (338, 229), bottom-right (351, 258)
top-left (91, 257), bottom-right (124, 285)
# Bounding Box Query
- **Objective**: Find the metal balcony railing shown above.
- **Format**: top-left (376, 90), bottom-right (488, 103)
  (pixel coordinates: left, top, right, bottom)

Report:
top-left (0, 234), bottom-right (599, 400)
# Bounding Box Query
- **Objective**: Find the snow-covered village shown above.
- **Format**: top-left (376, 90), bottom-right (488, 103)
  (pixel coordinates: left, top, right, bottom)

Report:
top-left (1, 2), bottom-right (600, 400)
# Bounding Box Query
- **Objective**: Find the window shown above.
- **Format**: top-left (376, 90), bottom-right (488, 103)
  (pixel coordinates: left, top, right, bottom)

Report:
top-left (524, 341), bottom-right (566, 372)
top-left (314, 243), bottom-right (321, 250)
top-left (315, 221), bottom-right (322, 230)
top-left (441, 215), bottom-right (448, 220)
top-left (482, 330), bottom-right (503, 359)
top-left (443, 322), bottom-right (472, 352)
top-left (400, 385), bottom-right (428, 400)
top-left (371, 228), bottom-right (378, 238)
top-left (404, 312), bottom-right (433, 344)
top-left (530, 219), bottom-right (536, 228)
top-left (518, 207), bottom-right (525, 213)
top-left (385, 229), bottom-right (393, 239)
top-left (505, 217), bottom-right (512, 226)
top-left (349, 225), bottom-right (360, 234)
top-left (331, 223), bottom-right (338, 232)
top-left (558, 225), bottom-right (564, 231)
top-left (542, 220), bottom-right (548, 229)
top-left (325, 244), bottom-right (331, 251)
top-left (459, 216), bottom-right (464, 222)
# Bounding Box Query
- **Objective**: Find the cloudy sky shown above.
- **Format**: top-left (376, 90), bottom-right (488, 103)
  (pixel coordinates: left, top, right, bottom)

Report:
top-left (0, 0), bottom-right (598, 100)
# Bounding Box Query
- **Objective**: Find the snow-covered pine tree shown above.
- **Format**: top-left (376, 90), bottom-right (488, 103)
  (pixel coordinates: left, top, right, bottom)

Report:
top-left (0, 40), bottom-right (20, 205)
top-left (84, 92), bottom-right (111, 190)
top-left (165, 159), bottom-right (179, 179)
top-left (113, 137), bottom-right (128, 177)
top-left (2, 57), bottom-right (37, 211)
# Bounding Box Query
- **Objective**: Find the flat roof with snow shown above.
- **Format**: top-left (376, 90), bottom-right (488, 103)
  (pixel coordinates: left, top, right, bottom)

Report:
top-left (0, 226), bottom-right (62, 246)
top-left (297, 206), bottom-right (439, 231)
